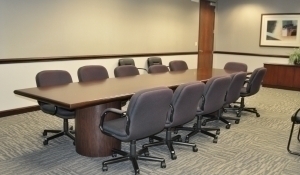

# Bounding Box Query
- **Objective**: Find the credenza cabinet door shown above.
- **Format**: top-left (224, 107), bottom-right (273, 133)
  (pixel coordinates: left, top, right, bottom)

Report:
top-left (263, 64), bottom-right (278, 86)
top-left (277, 66), bottom-right (295, 87)
top-left (293, 68), bottom-right (300, 88)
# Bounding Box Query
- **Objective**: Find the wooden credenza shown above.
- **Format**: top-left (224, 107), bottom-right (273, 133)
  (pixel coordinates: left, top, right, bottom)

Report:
top-left (263, 63), bottom-right (300, 91)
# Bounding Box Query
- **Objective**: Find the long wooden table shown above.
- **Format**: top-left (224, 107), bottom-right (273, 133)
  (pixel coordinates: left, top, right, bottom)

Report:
top-left (14, 68), bottom-right (235, 157)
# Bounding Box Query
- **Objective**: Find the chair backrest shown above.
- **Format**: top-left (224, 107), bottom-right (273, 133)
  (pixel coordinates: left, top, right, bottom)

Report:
top-left (114, 65), bottom-right (140, 77)
top-left (224, 62), bottom-right (248, 72)
top-left (245, 67), bottom-right (267, 95)
top-left (148, 65), bottom-right (169, 74)
top-left (36, 70), bottom-right (72, 87)
top-left (169, 60), bottom-right (188, 71)
top-left (77, 65), bottom-right (109, 82)
top-left (126, 87), bottom-right (173, 140)
top-left (147, 57), bottom-right (162, 68)
top-left (199, 76), bottom-right (231, 115)
top-left (166, 82), bottom-right (205, 127)
top-left (35, 70), bottom-right (73, 106)
top-left (118, 58), bottom-right (135, 66)
top-left (225, 72), bottom-right (247, 104)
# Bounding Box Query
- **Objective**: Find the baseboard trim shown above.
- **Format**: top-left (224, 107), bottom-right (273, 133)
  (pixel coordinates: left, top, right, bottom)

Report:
top-left (0, 105), bottom-right (40, 118)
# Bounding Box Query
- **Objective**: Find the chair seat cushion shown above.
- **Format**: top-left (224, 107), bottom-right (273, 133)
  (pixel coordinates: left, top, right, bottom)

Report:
top-left (240, 87), bottom-right (249, 97)
top-left (103, 117), bottom-right (128, 138)
top-left (40, 104), bottom-right (74, 119)
top-left (291, 111), bottom-right (300, 123)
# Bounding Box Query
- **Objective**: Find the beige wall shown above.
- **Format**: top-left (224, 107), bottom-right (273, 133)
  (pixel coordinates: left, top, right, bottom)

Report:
top-left (0, 0), bottom-right (199, 59)
top-left (215, 0), bottom-right (300, 55)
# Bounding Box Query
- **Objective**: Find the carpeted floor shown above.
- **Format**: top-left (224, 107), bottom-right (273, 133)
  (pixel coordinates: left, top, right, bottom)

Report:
top-left (1, 87), bottom-right (300, 175)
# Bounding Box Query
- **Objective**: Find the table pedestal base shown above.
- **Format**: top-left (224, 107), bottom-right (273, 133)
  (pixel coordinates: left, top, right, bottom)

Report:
top-left (75, 101), bottom-right (121, 157)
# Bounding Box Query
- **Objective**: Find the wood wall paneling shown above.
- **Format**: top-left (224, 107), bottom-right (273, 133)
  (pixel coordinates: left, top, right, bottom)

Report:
top-left (198, 0), bottom-right (215, 70)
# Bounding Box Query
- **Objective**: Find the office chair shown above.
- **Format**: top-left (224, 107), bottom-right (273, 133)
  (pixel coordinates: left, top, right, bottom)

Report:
top-left (77, 65), bottom-right (109, 82)
top-left (35, 70), bottom-right (75, 145)
top-left (143, 82), bottom-right (205, 160)
top-left (235, 67), bottom-right (267, 117)
top-left (118, 58), bottom-right (147, 72)
top-left (148, 65), bottom-right (169, 74)
top-left (176, 76), bottom-right (231, 143)
top-left (287, 108), bottom-right (300, 156)
top-left (169, 60), bottom-right (188, 71)
top-left (99, 87), bottom-right (173, 174)
top-left (147, 57), bottom-right (162, 68)
top-left (224, 62), bottom-right (248, 72)
top-left (114, 65), bottom-right (140, 77)
top-left (202, 72), bottom-right (247, 129)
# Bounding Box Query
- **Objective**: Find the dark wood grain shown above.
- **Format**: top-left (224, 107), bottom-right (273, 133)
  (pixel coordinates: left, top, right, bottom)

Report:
top-left (75, 101), bottom-right (121, 157)
top-left (0, 52), bottom-right (197, 64)
top-left (14, 69), bottom-right (234, 110)
top-left (263, 63), bottom-right (300, 91)
top-left (198, 0), bottom-right (215, 69)
top-left (214, 51), bottom-right (288, 58)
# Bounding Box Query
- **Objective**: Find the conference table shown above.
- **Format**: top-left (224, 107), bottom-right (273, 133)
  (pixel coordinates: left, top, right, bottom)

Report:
top-left (14, 68), bottom-right (237, 157)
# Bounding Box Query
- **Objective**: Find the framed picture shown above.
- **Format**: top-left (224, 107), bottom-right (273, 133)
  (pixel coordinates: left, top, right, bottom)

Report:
top-left (260, 13), bottom-right (300, 47)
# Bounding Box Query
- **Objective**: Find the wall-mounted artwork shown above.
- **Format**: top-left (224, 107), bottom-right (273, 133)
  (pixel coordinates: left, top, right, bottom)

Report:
top-left (260, 13), bottom-right (300, 47)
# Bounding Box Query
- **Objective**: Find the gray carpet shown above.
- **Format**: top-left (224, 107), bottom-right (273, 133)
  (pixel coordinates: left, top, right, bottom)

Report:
top-left (1, 87), bottom-right (300, 175)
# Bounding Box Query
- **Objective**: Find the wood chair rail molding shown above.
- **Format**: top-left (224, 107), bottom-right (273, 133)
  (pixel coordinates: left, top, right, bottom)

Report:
top-left (0, 52), bottom-right (197, 64)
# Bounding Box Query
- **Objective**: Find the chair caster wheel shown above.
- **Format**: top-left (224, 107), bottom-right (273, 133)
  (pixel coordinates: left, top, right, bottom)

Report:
top-left (235, 120), bottom-right (240, 124)
top-left (185, 137), bottom-right (189, 143)
top-left (171, 154), bottom-right (177, 160)
top-left (144, 151), bottom-right (150, 157)
top-left (161, 161), bottom-right (166, 168)
top-left (42, 131), bottom-right (47, 136)
top-left (193, 146), bottom-right (198, 152)
top-left (256, 113), bottom-right (260, 117)
top-left (112, 152), bottom-right (117, 157)
top-left (213, 136), bottom-right (218, 143)
top-left (216, 130), bottom-right (220, 135)
top-left (226, 124), bottom-right (231, 129)
top-left (102, 165), bottom-right (108, 172)
top-left (135, 169), bottom-right (140, 174)
top-left (202, 121), bottom-right (206, 126)
top-left (149, 138), bottom-right (154, 143)
top-left (43, 140), bottom-right (48, 145)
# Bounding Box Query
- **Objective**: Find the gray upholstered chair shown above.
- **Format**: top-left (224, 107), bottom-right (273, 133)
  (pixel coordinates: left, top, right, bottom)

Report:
top-left (77, 65), bottom-right (109, 82)
top-left (202, 72), bottom-right (247, 129)
top-left (147, 57), bottom-right (162, 68)
top-left (287, 108), bottom-right (300, 156)
top-left (142, 82), bottom-right (205, 160)
top-left (169, 60), bottom-right (188, 71)
top-left (176, 76), bottom-right (231, 143)
top-left (224, 62), bottom-right (248, 72)
top-left (235, 67), bottom-right (267, 117)
top-left (118, 58), bottom-right (147, 72)
top-left (148, 65), bottom-right (169, 74)
top-left (99, 87), bottom-right (173, 174)
top-left (114, 65), bottom-right (140, 77)
top-left (35, 70), bottom-right (75, 145)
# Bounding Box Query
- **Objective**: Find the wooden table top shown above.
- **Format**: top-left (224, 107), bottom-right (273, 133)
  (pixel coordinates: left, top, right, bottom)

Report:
top-left (14, 68), bottom-right (236, 109)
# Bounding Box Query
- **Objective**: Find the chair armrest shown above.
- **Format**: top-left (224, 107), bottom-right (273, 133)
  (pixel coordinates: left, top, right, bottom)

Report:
top-left (99, 108), bottom-right (126, 132)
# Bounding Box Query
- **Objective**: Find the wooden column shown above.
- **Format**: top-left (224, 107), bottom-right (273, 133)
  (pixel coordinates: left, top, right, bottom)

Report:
top-left (198, 0), bottom-right (215, 71)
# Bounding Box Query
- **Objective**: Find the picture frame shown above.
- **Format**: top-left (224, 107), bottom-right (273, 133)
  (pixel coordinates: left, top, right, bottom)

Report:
top-left (260, 13), bottom-right (300, 48)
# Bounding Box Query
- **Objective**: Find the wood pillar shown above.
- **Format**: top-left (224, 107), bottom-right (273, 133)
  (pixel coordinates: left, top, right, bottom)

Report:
top-left (197, 0), bottom-right (215, 71)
